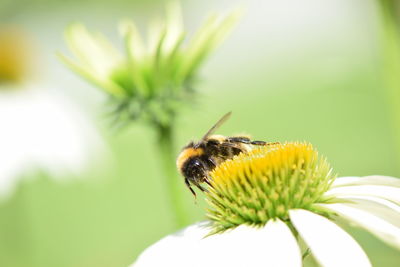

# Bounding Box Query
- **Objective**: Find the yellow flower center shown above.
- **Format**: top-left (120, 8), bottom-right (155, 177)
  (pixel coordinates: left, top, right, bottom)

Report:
top-left (205, 142), bottom-right (335, 234)
top-left (0, 28), bottom-right (33, 85)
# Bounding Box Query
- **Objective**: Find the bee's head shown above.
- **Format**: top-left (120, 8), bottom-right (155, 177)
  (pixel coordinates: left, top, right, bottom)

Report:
top-left (176, 142), bottom-right (204, 172)
top-left (182, 157), bottom-right (208, 183)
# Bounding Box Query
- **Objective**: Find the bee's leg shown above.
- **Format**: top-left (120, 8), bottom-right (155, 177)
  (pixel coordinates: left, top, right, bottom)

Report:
top-left (204, 175), bottom-right (213, 188)
top-left (227, 136), bottom-right (252, 143)
top-left (262, 141), bottom-right (280, 146)
top-left (207, 157), bottom-right (217, 168)
top-left (250, 141), bottom-right (280, 146)
top-left (227, 137), bottom-right (279, 146)
top-left (228, 137), bottom-right (265, 145)
top-left (185, 178), bottom-right (197, 197)
top-left (250, 140), bottom-right (266, 145)
top-left (196, 184), bottom-right (208, 193)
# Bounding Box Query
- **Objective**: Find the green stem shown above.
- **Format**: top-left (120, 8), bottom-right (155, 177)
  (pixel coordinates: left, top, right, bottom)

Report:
top-left (286, 220), bottom-right (311, 262)
top-left (302, 248), bottom-right (311, 261)
top-left (378, 0), bottom-right (400, 172)
top-left (157, 123), bottom-right (189, 228)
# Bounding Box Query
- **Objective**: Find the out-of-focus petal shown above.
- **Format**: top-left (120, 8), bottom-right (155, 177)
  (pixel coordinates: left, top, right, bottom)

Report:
top-left (163, 1), bottom-right (184, 54)
top-left (64, 23), bottom-right (121, 77)
top-left (290, 209), bottom-right (371, 267)
top-left (0, 87), bottom-right (105, 198)
top-left (132, 221), bottom-right (210, 267)
top-left (179, 9), bottom-right (242, 80)
top-left (326, 185), bottom-right (400, 205)
top-left (198, 219), bottom-right (301, 267)
top-left (332, 176), bottom-right (400, 188)
top-left (58, 54), bottom-right (125, 97)
top-left (320, 203), bottom-right (400, 250)
top-left (119, 20), bottom-right (145, 62)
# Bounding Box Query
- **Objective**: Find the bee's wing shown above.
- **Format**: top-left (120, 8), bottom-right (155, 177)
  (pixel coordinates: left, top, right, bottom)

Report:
top-left (201, 112), bottom-right (232, 140)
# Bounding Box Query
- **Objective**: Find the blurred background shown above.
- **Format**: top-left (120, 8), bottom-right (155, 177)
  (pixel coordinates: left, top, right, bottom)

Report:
top-left (1, 0), bottom-right (400, 266)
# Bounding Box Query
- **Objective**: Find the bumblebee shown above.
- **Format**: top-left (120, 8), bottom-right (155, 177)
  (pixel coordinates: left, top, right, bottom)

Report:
top-left (176, 112), bottom-right (278, 196)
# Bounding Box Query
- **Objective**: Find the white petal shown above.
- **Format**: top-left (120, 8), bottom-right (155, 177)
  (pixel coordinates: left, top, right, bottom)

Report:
top-left (119, 20), bottom-right (145, 59)
top-left (320, 203), bottom-right (400, 250)
top-left (290, 209), bottom-right (371, 267)
top-left (133, 220), bottom-right (301, 267)
top-left (333, 195), bottom-right (400, 225)
top-left (147, 19), bottom-right (165, 56)
top-left (333, 176), bottom-right (400, 188)
top-left (65, 23), bottom-right (121, 76)
top-left (0, 88), bottom-right (105, 198)
top-left (198, 220), bottom-right (302, 267)
top-left (132, 221), bottom-right (210, 267)
top-left (163, 1), bottom-right (184, 53)
top-left (326, 185), bottom-right (400, 205)
top-left (345, 196), bottom-right (400, 213)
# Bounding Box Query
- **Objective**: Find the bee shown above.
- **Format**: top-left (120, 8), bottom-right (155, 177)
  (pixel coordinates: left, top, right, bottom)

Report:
top-left (176, 112), bottom-right (278, 197)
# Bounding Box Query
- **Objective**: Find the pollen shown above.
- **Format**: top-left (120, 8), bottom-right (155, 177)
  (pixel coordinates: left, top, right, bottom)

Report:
top-left (205, 142), bottom-right (335, 234)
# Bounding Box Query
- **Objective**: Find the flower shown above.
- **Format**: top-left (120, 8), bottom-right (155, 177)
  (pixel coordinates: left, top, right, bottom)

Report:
top-left (0, 27), bottom-right (33, 84)
top-left (132, 142), bottom-right (400, 267)
top-left (0, 88), bottom-right (105, 198)
top-left (60, 2), bottom-right (241, 127)
top-left (0, 26), bottom-right (105, 198)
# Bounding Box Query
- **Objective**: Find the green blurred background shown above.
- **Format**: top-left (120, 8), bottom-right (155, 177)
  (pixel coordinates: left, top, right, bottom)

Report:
top-left (1, 0), bottom-right (400, 266)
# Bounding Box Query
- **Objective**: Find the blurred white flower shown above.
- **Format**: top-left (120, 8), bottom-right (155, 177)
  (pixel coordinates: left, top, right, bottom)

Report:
top-left (0, 26), bottom-right (105, 198)
top-left (132, 141), bottom-right (400, 267)
top-left (0, 86), bottom-right (105, 198)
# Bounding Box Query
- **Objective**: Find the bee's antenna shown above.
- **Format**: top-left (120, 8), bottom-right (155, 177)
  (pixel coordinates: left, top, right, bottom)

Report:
top-left (201, 111), bottom-right (232, 140)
